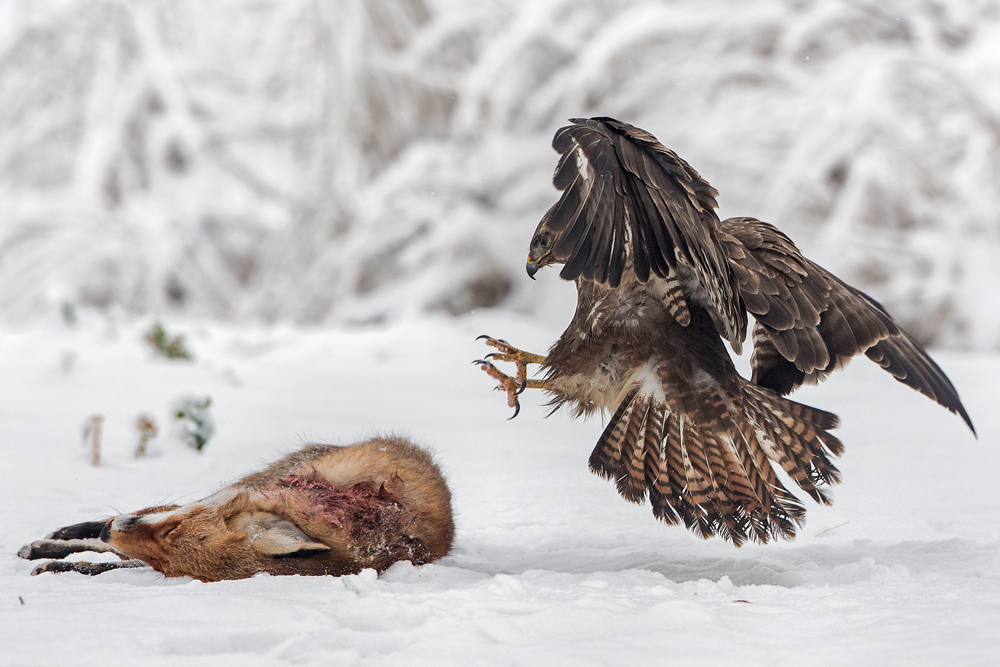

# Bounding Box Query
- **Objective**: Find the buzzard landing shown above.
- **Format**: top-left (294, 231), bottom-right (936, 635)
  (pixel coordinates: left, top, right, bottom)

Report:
top-left (476, 117), bottom-right (974, 546)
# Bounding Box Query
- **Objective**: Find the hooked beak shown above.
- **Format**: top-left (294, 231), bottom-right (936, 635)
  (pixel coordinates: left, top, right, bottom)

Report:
top-left (526, 260), bottom-right (539, 280)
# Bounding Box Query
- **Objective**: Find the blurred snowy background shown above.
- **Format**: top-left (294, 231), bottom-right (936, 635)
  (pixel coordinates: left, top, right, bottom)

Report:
top-left (1, 0), bottom-right (999, 347)
top-left (5, 4), bottom-right (999, 662)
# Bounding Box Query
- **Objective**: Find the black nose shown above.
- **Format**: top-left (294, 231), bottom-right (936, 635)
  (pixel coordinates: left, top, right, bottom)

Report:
top-left (101, 516), bottom-right (137, 542)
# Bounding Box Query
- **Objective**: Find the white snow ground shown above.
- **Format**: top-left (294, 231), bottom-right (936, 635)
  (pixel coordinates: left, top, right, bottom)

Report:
top-left (1, 308), bottom-right (997, 666)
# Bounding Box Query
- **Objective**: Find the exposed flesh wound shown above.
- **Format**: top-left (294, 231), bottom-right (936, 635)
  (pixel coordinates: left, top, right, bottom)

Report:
top-left (275, 473), bottom-right (414, 540)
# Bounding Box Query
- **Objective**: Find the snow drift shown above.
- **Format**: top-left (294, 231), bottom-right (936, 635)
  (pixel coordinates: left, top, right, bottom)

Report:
top-left (2, 315), bottom-right (996, 665)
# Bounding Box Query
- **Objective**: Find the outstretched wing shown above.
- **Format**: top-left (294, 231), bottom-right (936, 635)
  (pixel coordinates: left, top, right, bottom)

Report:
top-left (721, 216), bottom-right (975, 433)
top-left (546, 117), bottom-right (747, 348)
top-left (542, 118), bottom-right (973, 433)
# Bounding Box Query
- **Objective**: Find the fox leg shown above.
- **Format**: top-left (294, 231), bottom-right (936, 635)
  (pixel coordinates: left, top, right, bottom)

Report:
top-left (19, 519), bottom-right (146, 576)
top-left (44, 520), bottom-right (107, 541)
top-left (474, 336), bottom-right (548, 418)
top-left (19, 519), bottom-right (115, 560)
top-left (18, 538), bottom-right (114, 561)
top-left (31, 559), bottom-right (146, 576)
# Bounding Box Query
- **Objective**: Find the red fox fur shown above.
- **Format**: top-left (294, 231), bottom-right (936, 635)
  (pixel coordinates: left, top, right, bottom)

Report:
top-left (21, 437), bottom-right (454, 582)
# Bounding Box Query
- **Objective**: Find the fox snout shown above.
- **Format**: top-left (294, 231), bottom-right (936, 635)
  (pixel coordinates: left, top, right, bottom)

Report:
top-left (100, 515), bottom-right (138, 543)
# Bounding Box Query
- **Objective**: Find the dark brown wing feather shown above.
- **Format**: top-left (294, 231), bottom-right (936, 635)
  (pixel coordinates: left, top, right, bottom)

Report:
top-left (865, 330), bottom-right (975, 433)
top-left (547, 117), bottom-right (746, 347)
top-left (721, 216), bottom-right (975, 434)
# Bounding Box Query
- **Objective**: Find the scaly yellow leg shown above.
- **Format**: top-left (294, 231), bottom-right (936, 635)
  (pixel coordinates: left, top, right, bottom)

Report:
top-left (474, 335), bottom-right (548, 419)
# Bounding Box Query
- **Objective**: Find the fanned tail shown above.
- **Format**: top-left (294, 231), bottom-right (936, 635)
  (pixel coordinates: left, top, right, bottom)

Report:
top-left (589, 379), bottom-right (842, 546)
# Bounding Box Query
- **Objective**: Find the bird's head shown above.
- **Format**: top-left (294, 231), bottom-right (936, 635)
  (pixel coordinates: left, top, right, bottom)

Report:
top-left (526, 205), bottom-right (563, 279)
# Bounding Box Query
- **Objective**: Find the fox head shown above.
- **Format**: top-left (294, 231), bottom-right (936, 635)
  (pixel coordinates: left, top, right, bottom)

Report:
top-left (100, 488), bottom-right (336, 581)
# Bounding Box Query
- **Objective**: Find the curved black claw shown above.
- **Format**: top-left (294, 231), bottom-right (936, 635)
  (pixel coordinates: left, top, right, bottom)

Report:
top-left (514, 377), bottom-right (527, 396)
top-left (476, 335), bottom-right (508, 344)
top-left (507, 401), bottom-right (521, 420)
top-left (472, 359), bottom-right (490, 366)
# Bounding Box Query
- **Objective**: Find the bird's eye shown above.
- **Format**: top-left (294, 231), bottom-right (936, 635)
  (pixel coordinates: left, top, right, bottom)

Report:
top-left (536, 233), bottom-right (550, 249)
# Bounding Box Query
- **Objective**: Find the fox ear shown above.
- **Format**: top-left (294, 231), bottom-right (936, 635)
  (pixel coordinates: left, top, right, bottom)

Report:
top-left (241, 513), bottom-right (331, 555)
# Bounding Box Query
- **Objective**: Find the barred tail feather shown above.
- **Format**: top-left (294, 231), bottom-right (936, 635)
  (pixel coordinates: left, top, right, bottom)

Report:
top-left (645, 408), bottom-right (680, 524)
top-left (620, 398), bottom-right (655, 503)
top-left (589, 388), bottom-right (639, 480)
top-left (678, 423), bottom-right (717, 539)
top-left (743, 382), bottom-right (843, 494)
top-left (589, 378), bottom-right (843, 545)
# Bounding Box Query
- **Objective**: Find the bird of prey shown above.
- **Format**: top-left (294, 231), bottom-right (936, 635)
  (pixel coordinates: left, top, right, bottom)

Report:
top-left (476, 117), bottom-right (975, 546)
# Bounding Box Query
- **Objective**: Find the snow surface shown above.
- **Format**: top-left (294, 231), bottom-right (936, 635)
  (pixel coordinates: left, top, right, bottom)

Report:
top-left (2, 308), bottom-right (997, 666)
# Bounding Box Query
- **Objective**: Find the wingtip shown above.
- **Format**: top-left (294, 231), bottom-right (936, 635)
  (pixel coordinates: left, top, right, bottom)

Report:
top-left (958, 408), bottom-right (977, 438)
top-left (864, 335), bottom-right (977, 439)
